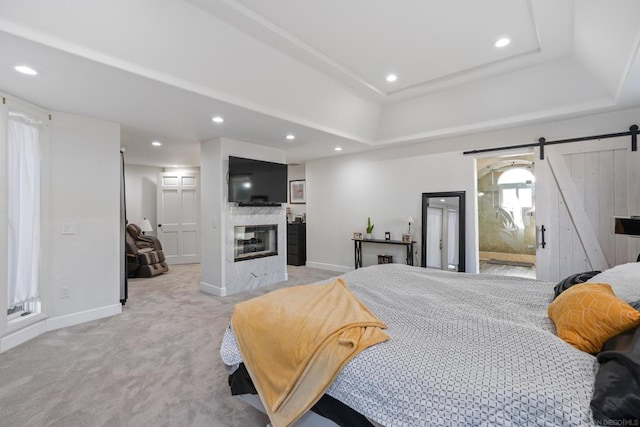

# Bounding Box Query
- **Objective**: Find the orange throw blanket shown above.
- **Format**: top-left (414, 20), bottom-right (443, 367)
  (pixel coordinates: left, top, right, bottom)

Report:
top-left (231, 278), bottom-right (389, 427)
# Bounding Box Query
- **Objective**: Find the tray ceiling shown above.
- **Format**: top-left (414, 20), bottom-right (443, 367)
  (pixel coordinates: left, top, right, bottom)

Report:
top-left (0, 0), bottom-right (638, 166)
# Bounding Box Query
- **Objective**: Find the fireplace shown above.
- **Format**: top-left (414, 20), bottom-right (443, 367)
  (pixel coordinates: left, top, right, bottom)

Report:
top-left (234, 224), bottom-right (278, 261)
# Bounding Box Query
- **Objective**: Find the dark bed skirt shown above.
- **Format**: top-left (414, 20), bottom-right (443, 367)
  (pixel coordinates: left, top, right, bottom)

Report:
top-left (228, 363), bottom-right (374, 427)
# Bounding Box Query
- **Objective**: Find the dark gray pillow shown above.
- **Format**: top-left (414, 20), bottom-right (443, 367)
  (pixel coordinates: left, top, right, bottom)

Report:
top-left (630, 300), bottom-right (640, 311)
top-left (553, 271), bottom-right (601, 300)
top-left (591, 326), bottom-right (640, 423)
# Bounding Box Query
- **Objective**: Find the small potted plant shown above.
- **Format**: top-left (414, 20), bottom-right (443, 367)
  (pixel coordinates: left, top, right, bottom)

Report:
top-left (365, 217), bottom-right (374, 239)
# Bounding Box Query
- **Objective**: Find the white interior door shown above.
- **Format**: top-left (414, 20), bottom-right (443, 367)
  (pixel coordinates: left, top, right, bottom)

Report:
top-left (426, 207), bottom-right (443, 269)
top-left (157, 171), bottom-right (200, 264)
top-left (534, 137), bottom-right (640, 281)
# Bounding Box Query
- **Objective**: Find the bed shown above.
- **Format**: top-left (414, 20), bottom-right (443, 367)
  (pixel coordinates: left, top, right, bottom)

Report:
top-left (221, 263), bottom-right (640, 426)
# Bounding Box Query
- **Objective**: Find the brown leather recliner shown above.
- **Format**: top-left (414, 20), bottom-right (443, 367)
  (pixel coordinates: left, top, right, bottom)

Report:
top-left (125, 223), bottom-right (169, 278)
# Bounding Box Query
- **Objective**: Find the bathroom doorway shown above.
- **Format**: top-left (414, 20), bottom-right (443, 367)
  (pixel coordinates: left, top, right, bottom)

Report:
top-left (477, 154), bottom-right (536, 279)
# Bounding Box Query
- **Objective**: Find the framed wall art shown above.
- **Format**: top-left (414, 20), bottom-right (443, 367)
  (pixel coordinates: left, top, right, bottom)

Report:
top-left (290, 180), bottom-right (306, 204)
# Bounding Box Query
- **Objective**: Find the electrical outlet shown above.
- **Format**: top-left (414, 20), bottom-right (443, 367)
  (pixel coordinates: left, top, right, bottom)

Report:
top-left (60, 287), bottom-right (70, 298)
top-left (61, 223), bottom-right (76, 235)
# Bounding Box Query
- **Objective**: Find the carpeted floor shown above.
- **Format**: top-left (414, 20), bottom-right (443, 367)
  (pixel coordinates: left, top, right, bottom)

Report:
top-left (0, 264), bottom-right (340, 427)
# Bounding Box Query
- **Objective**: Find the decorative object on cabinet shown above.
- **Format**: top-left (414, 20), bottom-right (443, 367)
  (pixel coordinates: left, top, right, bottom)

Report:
top-left (366, 217), bottom-right (374, 239)
top-left (385, 232), bottom-right (391, 240)
top-left (378, 254), bottom-right (393, 264)
top-left (287, 222), bottom-right (306, 266)
top-left (401, 233), bottom-right (411, 243)
top-left (353, 232), bottom-right (363, 240)
top-left (289, 180), bottom-right (306, 204)
top-left (406, 216), bottom-right (414, 235)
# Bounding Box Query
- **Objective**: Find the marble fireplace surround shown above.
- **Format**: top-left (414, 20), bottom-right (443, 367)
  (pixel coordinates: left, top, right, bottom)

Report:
top-left (224, 205), bottom-right (287, 294)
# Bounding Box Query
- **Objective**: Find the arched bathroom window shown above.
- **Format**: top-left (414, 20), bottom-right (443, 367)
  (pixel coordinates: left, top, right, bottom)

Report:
top-left (497, 168), bottom-right (535, 185)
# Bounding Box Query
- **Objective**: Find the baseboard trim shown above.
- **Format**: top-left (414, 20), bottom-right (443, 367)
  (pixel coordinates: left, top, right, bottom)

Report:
top-left (200, 281), bottom-right (226, 297)
top-left (1, 303), bottom-right (122, 353)
top-left (47, 304), bottom-right (122, 332)
top-left (1, 320), bottom-right (48, 353)
top-left (305, 261), bottom-right (352, 274)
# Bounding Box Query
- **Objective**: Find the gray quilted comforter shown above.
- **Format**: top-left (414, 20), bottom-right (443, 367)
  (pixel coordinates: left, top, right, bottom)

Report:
top-left (221, 264), bottom-right (597, 426)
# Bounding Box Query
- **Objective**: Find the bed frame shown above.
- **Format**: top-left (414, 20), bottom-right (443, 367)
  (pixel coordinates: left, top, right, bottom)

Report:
top-left (237, 394), bottom-right (384, 427)
top-left (237, 394), bottom-right (337, 427)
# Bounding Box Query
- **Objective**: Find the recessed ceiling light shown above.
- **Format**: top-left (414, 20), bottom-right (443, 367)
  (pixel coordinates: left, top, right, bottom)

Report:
top-left (171, 164), bottom-right (179, 167)
top-left (494, 38), bottom-right (510, 48)
top-left (14, 65), bottom-right (38, 76)
top-left (152, 141), bottom-right (162, 146)
top-left (386, 74), bottom-right (398, 82)
top-left (212, 116), bottom-right (224, 124)
top-left (286, 134), bottom-right (295, 140)
top-left (334, 147), bottom-right (343, 152)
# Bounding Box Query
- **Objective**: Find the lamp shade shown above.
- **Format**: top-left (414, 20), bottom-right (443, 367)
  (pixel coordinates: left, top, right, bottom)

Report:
top-left (407, 216), bottom-right (415, 224)
top-left (140, 218), bottom-right (153, 233)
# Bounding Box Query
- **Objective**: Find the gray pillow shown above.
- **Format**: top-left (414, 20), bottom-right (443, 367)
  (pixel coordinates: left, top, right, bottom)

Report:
top-left (586, 263), bottom-right (640, 302)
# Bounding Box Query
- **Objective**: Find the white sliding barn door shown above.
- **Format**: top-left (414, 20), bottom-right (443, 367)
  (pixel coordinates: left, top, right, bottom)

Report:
top-left (157, 171), bottom-right (201, 264)
top-left (535, 137), bottom-right (640, 281)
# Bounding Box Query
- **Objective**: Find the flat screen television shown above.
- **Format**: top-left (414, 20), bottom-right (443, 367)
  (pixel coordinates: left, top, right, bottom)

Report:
top-left (228, 156), bottom-right (288, 205)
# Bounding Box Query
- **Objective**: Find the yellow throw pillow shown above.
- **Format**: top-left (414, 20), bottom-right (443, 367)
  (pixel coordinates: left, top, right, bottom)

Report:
top-left (548, 283), bottom-right (640, 354)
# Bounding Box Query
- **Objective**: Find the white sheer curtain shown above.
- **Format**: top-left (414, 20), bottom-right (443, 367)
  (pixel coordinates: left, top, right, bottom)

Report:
top-left (7, 113), bottom-right (41, 310)
top-left (447, 210), bottom-right (458, 267)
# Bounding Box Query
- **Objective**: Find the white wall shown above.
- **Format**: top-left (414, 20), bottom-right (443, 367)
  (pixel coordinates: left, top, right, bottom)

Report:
top-left (0, 102), bottom-right (122, 352)
top-left (306, 150), bottom-right (477, 273)
top-left (47, 112), bottom-right (121, 321)
top-left (200, 138), bottom-right (224, 294)
top-left (124, 164), bottom-right (161, 235)
top-left (306, 106), bottom-right (640, 273)
top-left (200, 137), bottom-right (287, 296)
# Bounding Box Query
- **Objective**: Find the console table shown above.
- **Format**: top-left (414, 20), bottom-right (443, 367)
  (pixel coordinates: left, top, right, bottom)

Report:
top-left (352, 238), bottom-right (415, 269)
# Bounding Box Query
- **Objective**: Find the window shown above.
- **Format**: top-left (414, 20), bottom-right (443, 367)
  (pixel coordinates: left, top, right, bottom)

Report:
top-left (6, 112), bottom-right (42, 319)
top-left (497, 168), bottom-right (535, 229)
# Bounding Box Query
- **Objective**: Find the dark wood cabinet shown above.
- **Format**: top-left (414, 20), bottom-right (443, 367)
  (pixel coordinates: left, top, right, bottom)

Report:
top-left (287, 223), bottom-right (306, 266)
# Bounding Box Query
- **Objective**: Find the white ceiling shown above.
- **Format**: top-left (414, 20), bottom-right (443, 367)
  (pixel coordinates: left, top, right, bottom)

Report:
top-left (0, 0), bottom-right (639, 167)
